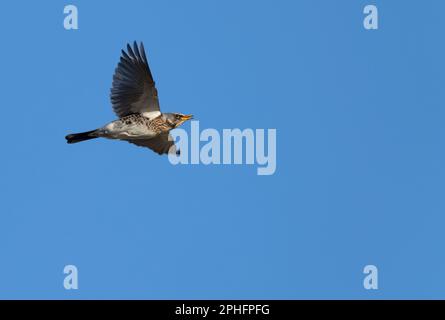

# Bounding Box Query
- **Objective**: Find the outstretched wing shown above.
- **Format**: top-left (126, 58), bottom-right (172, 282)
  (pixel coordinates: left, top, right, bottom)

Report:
top-left (110, 41), bottom-right (161, 118)
top-left (127, 133), bottom-right (177, 155)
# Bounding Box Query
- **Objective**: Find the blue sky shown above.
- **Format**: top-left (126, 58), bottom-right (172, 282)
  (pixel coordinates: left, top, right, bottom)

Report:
top-left (0, 0), bottom-right (444, 299)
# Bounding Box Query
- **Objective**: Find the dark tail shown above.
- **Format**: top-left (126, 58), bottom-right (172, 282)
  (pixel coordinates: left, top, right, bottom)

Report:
top-left (65, 130), bottom-right (98, 144)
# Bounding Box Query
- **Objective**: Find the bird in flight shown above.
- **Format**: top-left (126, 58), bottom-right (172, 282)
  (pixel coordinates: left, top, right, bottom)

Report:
top-left (65, 41), bottom-right (192, 155)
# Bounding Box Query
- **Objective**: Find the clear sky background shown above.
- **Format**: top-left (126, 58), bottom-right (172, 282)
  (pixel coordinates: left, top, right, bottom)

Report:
top-left (0, 0), bottom-right (444, 299)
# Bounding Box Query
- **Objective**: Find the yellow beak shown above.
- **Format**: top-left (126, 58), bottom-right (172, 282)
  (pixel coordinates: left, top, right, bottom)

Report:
top-left (181, 114), bottom-right (193, 121)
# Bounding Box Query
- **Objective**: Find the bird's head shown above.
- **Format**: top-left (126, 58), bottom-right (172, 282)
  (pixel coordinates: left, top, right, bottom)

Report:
top-left (164, 113), bottom-right (193, 128)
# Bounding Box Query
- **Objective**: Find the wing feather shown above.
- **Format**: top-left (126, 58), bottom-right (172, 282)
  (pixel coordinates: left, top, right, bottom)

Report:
top-left (110, 41), bottom-right (161, 118)
top-left (127, 133), bottom-right (177, 155)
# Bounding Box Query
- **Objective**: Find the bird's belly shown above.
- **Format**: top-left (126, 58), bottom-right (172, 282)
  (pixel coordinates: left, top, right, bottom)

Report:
top-left (100, 122), bottom-right (157, 140)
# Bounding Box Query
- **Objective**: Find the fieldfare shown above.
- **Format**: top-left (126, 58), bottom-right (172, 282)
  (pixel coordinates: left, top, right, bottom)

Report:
top-left (65, 41), bottom-right (192, 155)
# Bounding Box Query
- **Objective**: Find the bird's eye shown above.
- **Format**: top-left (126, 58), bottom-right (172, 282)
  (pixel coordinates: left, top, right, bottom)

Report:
top-left (176, 115), bottom-right (181, 119)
